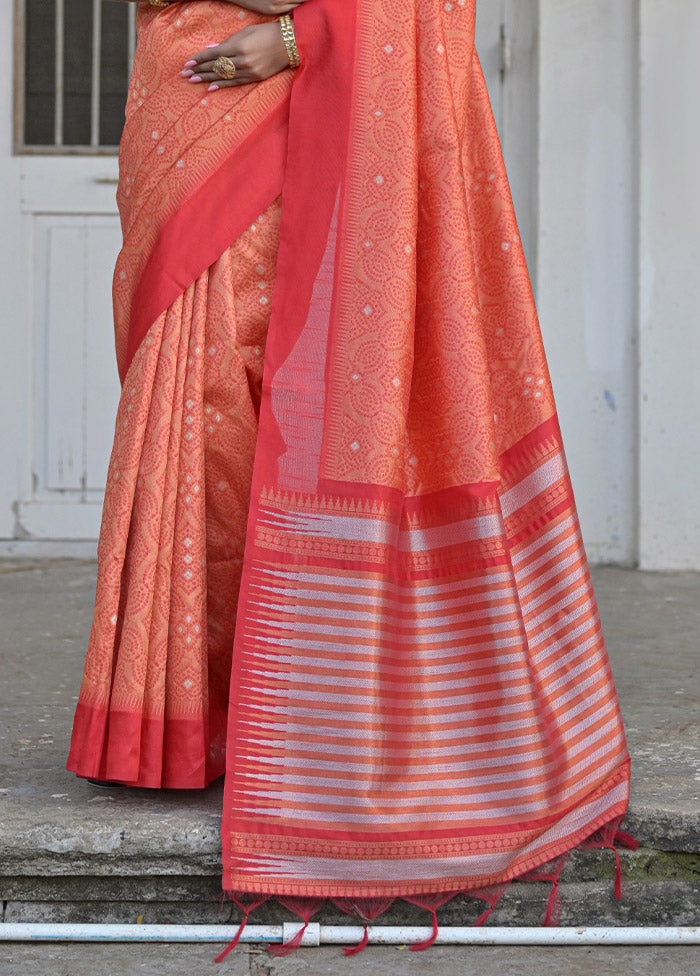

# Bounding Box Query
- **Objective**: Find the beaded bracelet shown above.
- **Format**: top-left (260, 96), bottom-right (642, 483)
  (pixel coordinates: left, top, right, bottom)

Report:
top-left (279, 13), bottom-right (301, 69)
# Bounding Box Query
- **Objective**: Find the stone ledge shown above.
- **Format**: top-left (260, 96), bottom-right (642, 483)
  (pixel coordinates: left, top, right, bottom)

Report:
top-left (0, 847), bottom-right (686, 900)
top-left (2, 880), bottom-right (698, 928)
top-left (1, 840), bottom-right (698, 884)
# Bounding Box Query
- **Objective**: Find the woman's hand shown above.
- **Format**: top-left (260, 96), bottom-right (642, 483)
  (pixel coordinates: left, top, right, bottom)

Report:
top-left (182, 22), bottom-right (291, 90)
top-left (225, 0), bottom-right (310, 13)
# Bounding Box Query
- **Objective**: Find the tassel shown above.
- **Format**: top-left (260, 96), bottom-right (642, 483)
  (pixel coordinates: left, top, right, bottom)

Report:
top-left (332, 895), bottom-right (393, 955)
top-left (403, 891), bottom-right (454, 951)
top-left (214, 916), bottom-right (248, 964)
top-left (409, 909), bottom-right (438, 952)
top-left (472, 882), bottom-right (509, 926)
top-left (474, 902), bottom-right (496, 927)
top-left (612, 844), bottom-right (623, 900)
top-left (342, 924), bottom-right (369, 956)
top-left (615, 829), bottom-right (639, 851)
top-left (214, 895), bottom-right (268, 963)
top-left (268, 920), bottom-right (308, 958)
top-left (267, 895), bottom-right (325, 957)
top-left (584, 841), bottom-right (623, 899)
top-left (542, 878), bottom-right (562, 926)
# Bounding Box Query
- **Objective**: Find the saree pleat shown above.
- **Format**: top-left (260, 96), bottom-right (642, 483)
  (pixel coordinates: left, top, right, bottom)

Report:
top-left (67, 199), bottom-right (282, 787)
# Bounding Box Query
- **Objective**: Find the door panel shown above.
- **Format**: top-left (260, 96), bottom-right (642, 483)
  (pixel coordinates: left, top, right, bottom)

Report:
top-left (37, 216), bottom-right (121, 495)
top-left (24, 209), bottom-right (121, 538)
top-left (476, 0), bottom-right (538, 278)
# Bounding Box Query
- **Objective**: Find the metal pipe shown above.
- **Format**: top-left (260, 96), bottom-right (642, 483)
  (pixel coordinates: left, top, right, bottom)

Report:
top-left (1, 923), bottom-right (698, 946)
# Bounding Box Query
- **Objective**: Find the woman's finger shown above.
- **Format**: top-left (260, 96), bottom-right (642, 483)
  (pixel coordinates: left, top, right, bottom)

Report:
top-left (185, 34), bottom-right (245, 69)
top-left (188, 70), bottom-right (237, 84)
top-left (186, 58), bottom-right (239, 77)
top-left (206, 77), bottom-right (255, 90)
top-left (182, 52), bottom-right (244, 81)
top-left (184, 49), bottom-right (227, 69)
top-left (185, 63), bottom-right (248, 85)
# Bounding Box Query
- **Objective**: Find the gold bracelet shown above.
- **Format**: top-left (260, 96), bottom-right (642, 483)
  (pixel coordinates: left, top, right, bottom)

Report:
top-left (148, 0), bottom-right (171, 8)
top-left (279, 13), bottom-right (301, 69)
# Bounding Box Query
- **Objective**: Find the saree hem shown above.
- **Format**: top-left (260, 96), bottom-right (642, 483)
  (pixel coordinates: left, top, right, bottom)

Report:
top-left (221, 760), bottom-right (631, 898)
top-left (67, 702), bottom-right (223, 790)
top-left (217, 807), bottom-right (637, 957)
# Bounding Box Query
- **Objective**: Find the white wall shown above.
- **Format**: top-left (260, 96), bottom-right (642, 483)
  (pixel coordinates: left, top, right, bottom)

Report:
top-left (638, 0), bottom-right (700, 569)
top-left (536, 0), bottom-right (639, 566)
top-left (536, 0), bottom-right (700, 570)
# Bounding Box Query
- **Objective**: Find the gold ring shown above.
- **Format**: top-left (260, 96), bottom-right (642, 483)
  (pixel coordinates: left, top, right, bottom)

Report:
top-left (212, 56), bottom-right (237, 80)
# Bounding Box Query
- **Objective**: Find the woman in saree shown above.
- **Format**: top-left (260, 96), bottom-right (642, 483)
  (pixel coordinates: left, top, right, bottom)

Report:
top-left (68, 0), bottom-right (635, 949)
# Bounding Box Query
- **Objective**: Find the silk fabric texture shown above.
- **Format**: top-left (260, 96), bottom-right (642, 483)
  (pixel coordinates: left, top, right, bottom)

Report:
top-left (68, 0), bottom-right (632, 924)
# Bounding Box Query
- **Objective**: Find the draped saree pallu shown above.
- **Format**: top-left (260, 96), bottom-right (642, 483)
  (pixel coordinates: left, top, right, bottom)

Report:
top-left (67, 0), bottom-right (635, 952)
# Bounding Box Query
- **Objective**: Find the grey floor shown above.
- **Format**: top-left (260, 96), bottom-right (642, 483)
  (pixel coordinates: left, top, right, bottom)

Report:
top-left (2, 943), bottom-right (699, 976)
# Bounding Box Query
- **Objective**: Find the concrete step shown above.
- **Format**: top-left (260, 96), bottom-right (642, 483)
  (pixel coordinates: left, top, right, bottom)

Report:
top-left (1, 879), bottom-right (699, 928)
top-left (0, 562), bottom-right (698, 932)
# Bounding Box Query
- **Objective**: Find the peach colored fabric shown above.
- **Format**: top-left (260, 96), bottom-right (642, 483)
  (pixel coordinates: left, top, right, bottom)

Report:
top-left (68, 2), bottom-right (292, 787)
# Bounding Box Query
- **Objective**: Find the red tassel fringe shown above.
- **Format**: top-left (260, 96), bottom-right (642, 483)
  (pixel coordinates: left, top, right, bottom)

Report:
top-left (410, 910), bottom-right (438, 952)
top-left (333, 896), bottom-right (394, 956)
top-left (214, 916), bottom-right (248, 964)
top-left (615, 829), bottom-right (640, 851)
top-left (268, 920), bottom-right (308, 958)
top-left (216, 817), bottom-right (638, 959)
top-left (342, 925), bottom-right (369, 956)
top-left (266, 896), bottom-right (325, 957)
top-left (214, 895), bottom-right (269, 964)
top-left (473, 884), bottom-right (509, 926)
top-left (581, 816), bottom-right (640, 902)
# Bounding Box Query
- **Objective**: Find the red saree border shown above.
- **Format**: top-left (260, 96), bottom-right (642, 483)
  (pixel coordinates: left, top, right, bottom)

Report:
top-left (242, 1), bottom-right (357, 479)
top-left (215, 807), bottom-right (637, 959)
top-left (66, 701), bottom-right (224, 789)
top-left (221, 768), bottom-right (631, 898)
top-left (122, 100), bottom-right (289, 382)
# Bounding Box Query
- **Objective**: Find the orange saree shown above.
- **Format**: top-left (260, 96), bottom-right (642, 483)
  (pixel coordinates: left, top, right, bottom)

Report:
top-left (68, 0), bottom-right (634, 946)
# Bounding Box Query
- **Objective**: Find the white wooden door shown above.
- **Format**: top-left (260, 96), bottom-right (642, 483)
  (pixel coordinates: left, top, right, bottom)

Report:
top-left (0, 0), bottom-right (538, 553)
top-left (0, 0), bottom-right (128, 551)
